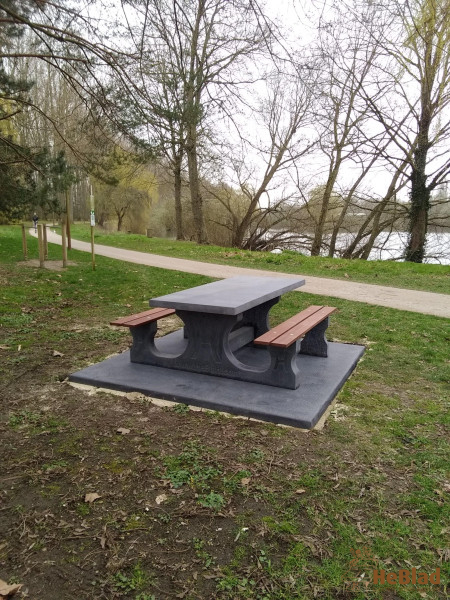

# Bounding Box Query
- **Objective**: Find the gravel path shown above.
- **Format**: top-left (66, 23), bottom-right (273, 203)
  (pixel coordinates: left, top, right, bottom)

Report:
top-left (33, 228), bottom-right (450, 318)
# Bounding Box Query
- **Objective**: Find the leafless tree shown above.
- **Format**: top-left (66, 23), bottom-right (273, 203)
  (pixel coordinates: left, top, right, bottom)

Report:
top-left (353, 0), bottom-right (450, 262)
top-left (120, 0), bottom-right (271, 244)
top-left (307, 2), bottom-right (393, 256)
top-left (204, 65), bottom-right (317, 249)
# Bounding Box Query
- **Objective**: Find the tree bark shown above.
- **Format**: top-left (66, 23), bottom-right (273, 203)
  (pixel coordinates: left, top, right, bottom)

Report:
top-left (173, 154), bottom-right (184, 240)
top-left (405, 149), bottom-right (430, 263)
top-left (186, 122), bottom-right (206, 243)
top-left (310, 166), bottom-right (339, 256)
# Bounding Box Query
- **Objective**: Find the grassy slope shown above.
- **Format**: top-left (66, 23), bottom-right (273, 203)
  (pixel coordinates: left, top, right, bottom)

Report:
top-left (65, 223), bottom-right (450, 295)
top-left (1, 224), bottom-right (449, 599)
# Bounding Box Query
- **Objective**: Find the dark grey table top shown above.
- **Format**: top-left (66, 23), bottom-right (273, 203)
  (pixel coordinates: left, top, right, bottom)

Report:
top-left (150, 276), bottom-right (305, 315)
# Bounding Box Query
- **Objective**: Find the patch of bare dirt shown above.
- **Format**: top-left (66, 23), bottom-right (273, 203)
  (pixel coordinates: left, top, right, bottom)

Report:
top-left (17, 260), bottom-right (77, 271)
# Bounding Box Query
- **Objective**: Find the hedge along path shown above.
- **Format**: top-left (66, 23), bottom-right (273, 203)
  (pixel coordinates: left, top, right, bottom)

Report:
top-left (30, 228), bottom-right (450, 318)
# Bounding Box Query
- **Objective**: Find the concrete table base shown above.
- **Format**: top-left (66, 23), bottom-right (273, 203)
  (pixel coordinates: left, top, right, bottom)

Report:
top-left (69, 335), bottom-right (364, 429)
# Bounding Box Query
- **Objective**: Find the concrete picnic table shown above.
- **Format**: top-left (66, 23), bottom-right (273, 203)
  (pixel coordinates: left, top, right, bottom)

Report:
top-left (130, 276), bottom-right (305, 387)
top-left (71, 274), bottom-right (365, 428)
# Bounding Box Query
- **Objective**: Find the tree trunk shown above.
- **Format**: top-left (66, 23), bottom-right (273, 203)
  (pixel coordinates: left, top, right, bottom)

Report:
top-left (186, 125), bottom-right (206, 244)
top-left (405, 22), bottom-right (433, 263)
top-left (184, 0), bottom-right (207, 245)
top-left (341, 206), bottom-right (381, 259)
top-left (310, 159), bottom-right (340, 256)
top-left (405, 160), bottom-right (430, 263)
top-left (328, 207), bottom-right (347, 258)
top-left (232, 201), bottom-right (256, 248)
top-left (174, 156), bottom-right (184, 240)
top-left (359, 209), bottom-right (383, 260)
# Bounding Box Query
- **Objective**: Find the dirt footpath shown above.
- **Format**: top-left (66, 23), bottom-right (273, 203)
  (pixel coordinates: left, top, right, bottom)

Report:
top-left (33, 229), bottom-right (450, 318)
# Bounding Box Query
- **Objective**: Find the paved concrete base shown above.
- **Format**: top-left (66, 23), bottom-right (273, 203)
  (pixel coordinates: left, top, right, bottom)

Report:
top-left (69, 340), bottom-right (364, 429)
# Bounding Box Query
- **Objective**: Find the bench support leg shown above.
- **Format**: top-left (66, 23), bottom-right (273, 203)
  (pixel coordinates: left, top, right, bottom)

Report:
top-left (129, 322), bottom-right (158, 363)
top-left (267, 344), bottom-right (300, 389)
top-left (300, 317), bottom-right (329, 357)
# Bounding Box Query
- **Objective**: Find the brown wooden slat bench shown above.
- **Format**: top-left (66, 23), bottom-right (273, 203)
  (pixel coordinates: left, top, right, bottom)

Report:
top-left (111, 308), bottom-right (176, 362)
top-left (254, 305), bottom-right (336, 356)
top-left (252, 305), bottom-right (337, 389)
top-left (111, 307), bottom-right (176, 328)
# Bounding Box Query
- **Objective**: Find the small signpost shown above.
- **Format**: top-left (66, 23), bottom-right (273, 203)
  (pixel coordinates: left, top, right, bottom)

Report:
top-left (90, 185), bottom-right (96, 271)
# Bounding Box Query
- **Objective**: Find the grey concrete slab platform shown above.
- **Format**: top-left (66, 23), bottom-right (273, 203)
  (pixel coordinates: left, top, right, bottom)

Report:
top-left (69, 341), bottom-right (364, 429)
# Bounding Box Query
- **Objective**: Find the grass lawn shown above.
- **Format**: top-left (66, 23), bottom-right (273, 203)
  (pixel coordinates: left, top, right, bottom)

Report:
top-left (0, 224), bottom-right (449, 599)
top-left (65, 223), bottom-right (450, 295)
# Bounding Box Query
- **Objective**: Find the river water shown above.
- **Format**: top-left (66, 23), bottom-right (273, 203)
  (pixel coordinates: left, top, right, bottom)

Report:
top-left (288, 231), bottom-right (450, 265)
top-left (338, 231), bottom-right (450, 265)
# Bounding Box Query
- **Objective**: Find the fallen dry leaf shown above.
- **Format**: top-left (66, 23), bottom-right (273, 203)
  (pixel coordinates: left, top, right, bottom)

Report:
top-left (0, 579), bottom-right (22, 597)
top-left (84, 492), bottom-right (101, 503)
top-left (155, 493), bottom-right (168, 505)
top-left (241, 477), bottom-right (251, 486)
top-left (52, 350), bottom-right (64, 357)
top-left (295, 488), bottom-right (306, 494)
top-left (100, 524), bottom-right (107, 549)
top-left (0, 345), bottom-right (10, 350)
top-left (116, 427), bottom-right (130, 435)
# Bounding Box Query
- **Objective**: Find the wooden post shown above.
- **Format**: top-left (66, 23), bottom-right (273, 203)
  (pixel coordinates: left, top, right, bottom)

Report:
top-left (89, 183), bottom-right (96, 271)
top-left (21, 224), bottom-right (28, 260)
top-left (65, 189), bottom-right (71, 250)
top-left (43, 223), bottom-right (48, 259)
top-left (38, 224), bottom-right (45, 268)
top-left (62, 217), bottom-right (68, 268)
top-left (90, 223), bottom-right (96, 271)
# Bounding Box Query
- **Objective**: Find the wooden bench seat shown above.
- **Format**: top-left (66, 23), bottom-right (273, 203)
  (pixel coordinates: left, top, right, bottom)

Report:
top-left (111, 308), bottom-right (175, 328)
top-left (111, 308), bottom-right (176, 362)
top-left (254, 305), bottom-right (336, 357)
